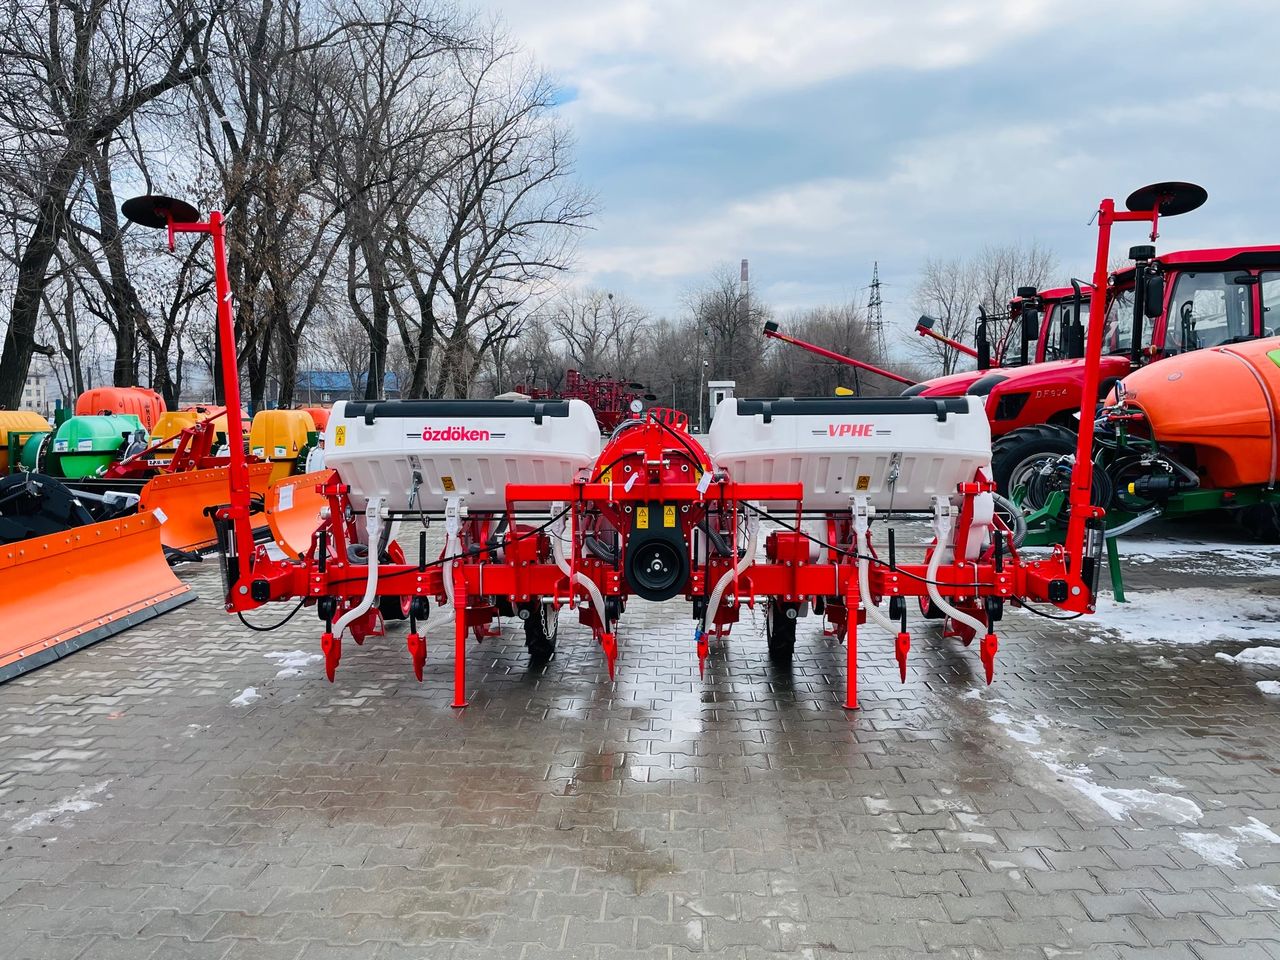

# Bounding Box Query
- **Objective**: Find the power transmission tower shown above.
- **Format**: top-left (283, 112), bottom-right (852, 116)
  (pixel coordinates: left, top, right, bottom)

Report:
top-left (867, 261), bottom-right (885, 357)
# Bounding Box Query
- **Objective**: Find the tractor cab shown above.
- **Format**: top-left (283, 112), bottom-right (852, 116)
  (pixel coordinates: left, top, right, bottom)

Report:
top-left (1105, 246), bottom-right (1279, 360)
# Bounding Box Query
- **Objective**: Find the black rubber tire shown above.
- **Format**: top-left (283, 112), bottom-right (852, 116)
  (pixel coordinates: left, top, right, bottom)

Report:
top-left (765, 601), bottom-right (797, 664)
top-left (524, 602), bottom-right (558, 663)
top-left (379, 594), bottom-right (410, 622)
top-left (991, 423), bottom-right (1080, 498)
top-left (1236, 503), bottom-right (1280, 543)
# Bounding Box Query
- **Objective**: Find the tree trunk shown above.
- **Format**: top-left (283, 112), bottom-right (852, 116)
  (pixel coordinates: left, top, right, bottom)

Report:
top-left (0, 149), bottom-right (82, 408)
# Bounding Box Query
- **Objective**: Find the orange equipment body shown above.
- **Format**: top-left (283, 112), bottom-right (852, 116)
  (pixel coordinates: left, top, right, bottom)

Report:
top-left (301, 407), bottom-right (330, 431)
top-left (265, 469), bottom-right (333, 558)
top-left (139, 462), bottom-right (274, 552)
top-left (76, 386), bottom-right (166, 431)
top-left (1111, 336), bottom-right (1280, 489)
top-left (0, 511), bottom-right (194, 682)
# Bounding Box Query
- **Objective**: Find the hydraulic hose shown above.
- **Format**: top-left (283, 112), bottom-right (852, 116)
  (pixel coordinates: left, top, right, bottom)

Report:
top-left (552, 510), bottom-right (608, 625)
top-left (926, 499), bottom-right (987, 637)
top-left (333, 496), bottom-right (384, 638)
top-left (852, 502), bottom-right (899, 637)
top-left (703, 511), bottom-right (758, 634)
top-left (991, 492), bottom-right (1027, 548)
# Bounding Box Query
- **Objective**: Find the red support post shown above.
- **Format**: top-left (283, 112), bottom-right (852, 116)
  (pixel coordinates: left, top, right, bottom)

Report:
top-left (451, 566), bottom-right (468, 708)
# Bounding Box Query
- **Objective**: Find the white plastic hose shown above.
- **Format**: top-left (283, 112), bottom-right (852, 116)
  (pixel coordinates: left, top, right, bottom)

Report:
top-left (851, 499), bottom-right (898, 636)
top-left (926, 498), bottom-right (987, 636)
top-left (333, 496), bottom-right (384, 638)
top-left (552, 512), bottom-right (608, 622)
top-left (703, 510), bottom-right (758, 633)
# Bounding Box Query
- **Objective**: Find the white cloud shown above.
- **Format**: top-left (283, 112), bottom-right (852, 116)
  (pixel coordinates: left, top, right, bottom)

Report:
top-left (501, 0), bottom-right (1188, 119)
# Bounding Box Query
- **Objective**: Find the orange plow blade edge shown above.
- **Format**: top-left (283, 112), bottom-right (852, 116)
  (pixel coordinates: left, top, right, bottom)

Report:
top-left (0, 512), bottom-right (195, 683)
top-left (139, 463), bottom-right (274, 552)
top-left (266, 470), bottom-right (334, 558)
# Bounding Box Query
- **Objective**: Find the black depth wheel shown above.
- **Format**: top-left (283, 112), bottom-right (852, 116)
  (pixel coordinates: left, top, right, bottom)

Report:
top-left (379, 594), bottom-right (411, 622)
top-left (524, 602), bottom-right (558, 663)
top-left (766, 601), bottom-right (797, 664)
top-left (1236, 503), bottom-right (1280, 543)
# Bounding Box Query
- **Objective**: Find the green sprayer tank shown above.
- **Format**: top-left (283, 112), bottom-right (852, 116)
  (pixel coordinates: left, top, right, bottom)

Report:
top-left (49, 414), bottom-right (144, 479)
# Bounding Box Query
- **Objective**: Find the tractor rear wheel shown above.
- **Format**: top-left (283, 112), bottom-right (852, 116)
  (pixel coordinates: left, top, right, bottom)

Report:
top-left (524, 602), bottom-right (558, 664)
top-left (765, 601), bottom-right (797, 664)
top-left (991, 424), bottom-right (1081, 501)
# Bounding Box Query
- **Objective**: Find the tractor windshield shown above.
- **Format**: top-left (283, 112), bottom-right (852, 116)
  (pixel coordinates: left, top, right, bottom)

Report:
top-left (1102, 288), bottom-right (1153, 355)
top-left (1041, 300), bottom-right (1090, 361)
top-left (1163, 271), bottom-right (1254, 352)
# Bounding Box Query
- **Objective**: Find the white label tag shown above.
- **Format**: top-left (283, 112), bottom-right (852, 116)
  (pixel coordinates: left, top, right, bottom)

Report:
top-left (77, 439), bottom-right (93, 451)
top-left (152, 507), bottom-right (168, 524)
top-left (697, 471), bottom-right (713, 495)
top-left (274, 445), bottom-right (287, 458)
top-left (277, 485), bottom-right (294, 511)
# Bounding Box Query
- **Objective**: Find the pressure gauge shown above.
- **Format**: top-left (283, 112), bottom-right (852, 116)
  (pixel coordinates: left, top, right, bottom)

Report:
top-left (629, 398), bottom-right (644, 414)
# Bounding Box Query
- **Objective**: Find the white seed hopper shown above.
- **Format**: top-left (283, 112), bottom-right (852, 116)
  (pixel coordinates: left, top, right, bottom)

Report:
top-left (323, 399), bottom-right (601, 512)
top-left (706, 396), bottom-right (992, 510)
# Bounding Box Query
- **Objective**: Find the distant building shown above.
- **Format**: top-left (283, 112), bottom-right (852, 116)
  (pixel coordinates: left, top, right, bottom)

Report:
top-left (20, 371), bottom-right (52, 416)
top-left (292, 370), bottom-right (402, 404)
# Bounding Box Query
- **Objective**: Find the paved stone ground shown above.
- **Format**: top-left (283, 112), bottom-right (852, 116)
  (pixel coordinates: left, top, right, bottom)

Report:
top-left (2, 520), bottom-right (1279, 959)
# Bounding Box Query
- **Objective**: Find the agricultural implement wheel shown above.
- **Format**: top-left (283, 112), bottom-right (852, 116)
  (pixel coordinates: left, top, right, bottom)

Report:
top-left (378, 541), bottom-right (412, 621)
top-left (766, 601), bottom-right (797, 664)
top-left (1236, 503), bottom-right (1280, 542)
top-left (524, 602), bottom-right (558, 663)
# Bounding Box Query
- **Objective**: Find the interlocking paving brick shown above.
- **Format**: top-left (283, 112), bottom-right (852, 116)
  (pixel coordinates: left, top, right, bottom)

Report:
top-left (2, 522), bottom-right (1280, 957)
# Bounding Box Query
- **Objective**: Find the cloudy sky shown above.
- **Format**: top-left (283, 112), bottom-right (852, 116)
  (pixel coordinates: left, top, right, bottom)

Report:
top-left (492, 0), bottom-right (1278, 340)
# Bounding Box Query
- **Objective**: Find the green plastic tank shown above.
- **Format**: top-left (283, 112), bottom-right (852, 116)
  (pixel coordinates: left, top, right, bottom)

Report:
top-left (49, 414), bottom-right (144, 479)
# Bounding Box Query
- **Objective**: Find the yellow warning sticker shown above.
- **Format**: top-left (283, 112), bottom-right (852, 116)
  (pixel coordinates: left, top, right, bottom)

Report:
top-left (636, 506), bottom-right (649, 529)
top-left (599, 468), bottom-right (611, 484)
top-left (441, 476), bottom-right (456, 492)
top-left (334, 426), bottom-right (346, 447)
top-left (663, 504), bottom-right (676, 527)
top-left (855, 475), bottom-right (871, 491)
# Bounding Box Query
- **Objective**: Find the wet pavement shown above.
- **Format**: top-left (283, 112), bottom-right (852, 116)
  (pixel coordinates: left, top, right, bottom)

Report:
top-left (1, 520), bottom-right (1279, 959)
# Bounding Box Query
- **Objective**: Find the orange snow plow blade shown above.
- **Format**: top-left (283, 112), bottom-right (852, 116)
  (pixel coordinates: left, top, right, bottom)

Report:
top-left (0, 512), bottom-right (194, 683)
top-left (266, 469), bottom-right (333, 558)
top-left (139, 462), bottom-right (274, 552)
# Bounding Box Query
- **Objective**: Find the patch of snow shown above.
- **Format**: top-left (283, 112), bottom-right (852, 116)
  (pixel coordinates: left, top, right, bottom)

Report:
top-left (11, 781), bottom-right (111, 832)
top-left (266, 650), bottom-right (321, 669)
top-left (1180, 832), bottom-right (1243, 867)
top-left (1178, 818), bottom-right (1280, 868)
top-left (989, 711), bottom-right (1051, 745)
top-left (1218, 647), bottom-right (1280, 666)
top-left (1258, 681), bottom-right (1280, 696)
top-left (1120, 538), bottom-right (1280, 575)
top-left (1247, 884), bottom-right (1280, 905)
top-left (1039, 756), bottom-right (1202, 824)
top-left (230, 687), bottom-right (260, 707)
top-left (1150, 776), bottom-right (1187, 790)
top-left (1084, 590), bottom-right (1280, 646)
top-left (958, 832), bottom-right (998, 844)
top-left (1237, 817), bottom-right (1280, 845)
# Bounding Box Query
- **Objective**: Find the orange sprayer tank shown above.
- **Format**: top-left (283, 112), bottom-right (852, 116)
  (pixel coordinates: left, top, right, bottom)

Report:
top-left (301, 406), bottom-right (330, 431)
top-left (1114, 337), bottom-right (1280, 489)
top-left (76, 387), bottom-right (166, 431)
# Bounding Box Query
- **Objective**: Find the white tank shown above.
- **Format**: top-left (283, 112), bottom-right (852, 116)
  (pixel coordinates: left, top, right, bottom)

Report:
top-left (706, 396), bottom-right (992, 510)
top-left (323, 398), bottom-right (601, 512)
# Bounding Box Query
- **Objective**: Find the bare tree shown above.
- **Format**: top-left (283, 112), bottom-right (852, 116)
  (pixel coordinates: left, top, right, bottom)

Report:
top-left (0, 0), bottom-right (211, 407)
top-left (549, 288), bottom-right (648, 378)
top-left (909, 241), bottom-right (1057, 376)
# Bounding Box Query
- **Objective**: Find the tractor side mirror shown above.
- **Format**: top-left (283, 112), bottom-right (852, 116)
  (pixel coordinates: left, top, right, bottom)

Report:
top-left (1144, 273), bottom-right (1165, 319)
top-left (1022, 307), bottom-right (1041, 341)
